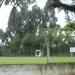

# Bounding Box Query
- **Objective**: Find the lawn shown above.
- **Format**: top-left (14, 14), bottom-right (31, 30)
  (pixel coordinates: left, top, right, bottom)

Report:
top-left (0, 57), bottom-right (75, 64)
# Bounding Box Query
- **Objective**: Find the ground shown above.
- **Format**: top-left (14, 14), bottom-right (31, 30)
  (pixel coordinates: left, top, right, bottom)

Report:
top-left (0, 57), bottom-right (75, 64)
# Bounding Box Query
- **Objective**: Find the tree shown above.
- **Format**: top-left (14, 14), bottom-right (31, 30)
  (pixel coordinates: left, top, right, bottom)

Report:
top-left (0, 29), bottom-right (10, 45)
top-left (46, 0), bottom-right (75, 27)
top-left (0, 0), bottom-right (35, 7)
top-left (0, 29), bottom-right (4, 44)
top-left (24, 5), bottom-right (46, 34)
top-left (4, 4), bottom-right (49, 51)
top-left (47, 0), bottom-right (75, 12)
top-left (7, 3), bottom-right (28, 39)
top-left (63, 23), bottom-right (75, 46)
top-left (21, 33), bottom-right (45, 48)
top-left (63, 23), bottom-right (75, 31)
top-left (45, 0), bottom-right (57, 28)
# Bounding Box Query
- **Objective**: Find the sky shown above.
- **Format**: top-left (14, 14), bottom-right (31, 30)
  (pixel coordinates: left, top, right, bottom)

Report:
top-left (0, 0), bottom-right (66, 31)
top-left (0, 4), bottom-right (12, 31)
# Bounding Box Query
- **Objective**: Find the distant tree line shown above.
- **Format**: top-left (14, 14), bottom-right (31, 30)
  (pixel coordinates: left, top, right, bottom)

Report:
top-left (0, 23), bottom-right (75, 56)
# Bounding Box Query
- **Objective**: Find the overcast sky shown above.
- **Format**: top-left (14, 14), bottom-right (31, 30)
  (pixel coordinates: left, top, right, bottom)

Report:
top-left (0, 0), bottom-right (66, 31)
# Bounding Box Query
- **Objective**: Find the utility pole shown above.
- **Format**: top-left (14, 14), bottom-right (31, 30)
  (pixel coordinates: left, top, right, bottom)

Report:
top-left (46, 30), bottom-right (50, 64)
top-left (46, 30), bottom-right (50, 75)
top-left (46, 0), bottom-right (56, 75)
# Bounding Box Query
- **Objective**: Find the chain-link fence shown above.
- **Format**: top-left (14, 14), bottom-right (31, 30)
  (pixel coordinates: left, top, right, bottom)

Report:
top-left (0, 45), bottom-right (71, 56)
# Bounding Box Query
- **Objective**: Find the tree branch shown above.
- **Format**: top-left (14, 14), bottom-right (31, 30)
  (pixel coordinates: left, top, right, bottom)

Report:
top-left (49, 2), bottom-right (75, 12)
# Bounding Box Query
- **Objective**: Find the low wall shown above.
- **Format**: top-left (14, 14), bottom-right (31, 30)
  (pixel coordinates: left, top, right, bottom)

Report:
top-left (0, 64), bottom-right (75, 75)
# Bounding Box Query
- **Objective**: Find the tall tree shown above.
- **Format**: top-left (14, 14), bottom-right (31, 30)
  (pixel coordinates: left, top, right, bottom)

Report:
top-left (45, 0), bottom-right (57, 28)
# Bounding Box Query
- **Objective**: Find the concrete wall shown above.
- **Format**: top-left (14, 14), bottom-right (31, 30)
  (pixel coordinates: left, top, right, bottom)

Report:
top-left (0, 64), bottom-right (75, 75)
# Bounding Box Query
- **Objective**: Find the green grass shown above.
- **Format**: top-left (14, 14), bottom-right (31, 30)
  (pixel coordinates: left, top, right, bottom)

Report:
top-left (49, 57), bottom-right (75, 63)
top-left (0, 57), bottom-right (75, 64)
top-left (0, 57), bottom-right (47, 64)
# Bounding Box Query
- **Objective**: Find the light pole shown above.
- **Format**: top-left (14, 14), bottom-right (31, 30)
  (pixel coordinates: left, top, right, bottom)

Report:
top-left (46, 30), bottom-right (50, 64)
top-left (46, 30), bottom-right (50, 75)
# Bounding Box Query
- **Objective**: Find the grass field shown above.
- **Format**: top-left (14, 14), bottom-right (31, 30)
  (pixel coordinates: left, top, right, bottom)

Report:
top-left (0, 57), bottom-right (75, 64)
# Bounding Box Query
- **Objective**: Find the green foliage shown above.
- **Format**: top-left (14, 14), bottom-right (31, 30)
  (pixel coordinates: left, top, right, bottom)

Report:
top-left (45, 0), bottom-right (57, 28)
top-left (63, 23), bottom-right (75, 31)
top-left (0, 0), bottom-right (35, 7)
top-left (0, 29), bottom-right (4, 39)
top-left (21, 33), bottom-right (45, 48)
top-left (9, 37), bottom-right (21, 48)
